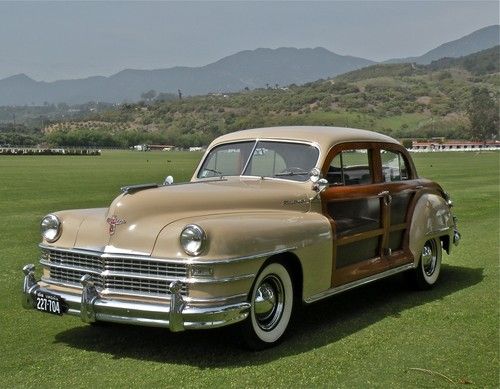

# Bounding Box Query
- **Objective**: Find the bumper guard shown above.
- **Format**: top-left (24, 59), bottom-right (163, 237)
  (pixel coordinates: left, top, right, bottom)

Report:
top-left (22, 264), bottom-right (250, 331)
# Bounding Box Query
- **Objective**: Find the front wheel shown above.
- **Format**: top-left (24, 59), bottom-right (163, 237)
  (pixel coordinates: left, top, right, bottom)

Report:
top-left (411, 238), bottom-right (442, 290)
top-left (241, 262), bottom-right (294, 350)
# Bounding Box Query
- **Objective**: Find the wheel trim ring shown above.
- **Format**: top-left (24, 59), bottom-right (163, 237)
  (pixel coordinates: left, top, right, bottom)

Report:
top-left (253, 274), bottom-right (285, 332)
top-left (422, 240), bottom-right (437, 277)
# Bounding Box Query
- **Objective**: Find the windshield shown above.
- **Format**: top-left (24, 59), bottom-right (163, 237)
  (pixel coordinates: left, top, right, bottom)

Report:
top-left (197, 140), bottom-right (319, 182)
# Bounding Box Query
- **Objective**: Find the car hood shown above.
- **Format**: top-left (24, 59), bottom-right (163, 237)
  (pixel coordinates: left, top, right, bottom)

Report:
top-left (69, 178), bottom-right (312, 255)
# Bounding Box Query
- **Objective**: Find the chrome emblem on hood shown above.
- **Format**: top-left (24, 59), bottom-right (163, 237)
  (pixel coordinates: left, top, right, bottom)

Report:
top-left (106, 215), bottom-right (126, 235)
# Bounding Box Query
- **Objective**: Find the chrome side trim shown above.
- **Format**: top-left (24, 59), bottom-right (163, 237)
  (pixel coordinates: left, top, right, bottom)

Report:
top-left (40, 243), bottom-right (293, 265)
top-left (304, 264), bottom-right (415, 304)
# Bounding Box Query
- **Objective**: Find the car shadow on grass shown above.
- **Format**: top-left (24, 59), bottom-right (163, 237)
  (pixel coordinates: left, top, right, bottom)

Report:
top-left (54, 264), bottom-right (483, 366)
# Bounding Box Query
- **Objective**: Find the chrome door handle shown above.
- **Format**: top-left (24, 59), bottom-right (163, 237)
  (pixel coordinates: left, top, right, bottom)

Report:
top-left (378, 190), bottom-right (392, 205)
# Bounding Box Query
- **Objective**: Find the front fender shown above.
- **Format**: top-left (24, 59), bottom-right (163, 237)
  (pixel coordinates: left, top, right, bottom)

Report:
top-left (409, 193), bottom-right (454, 266)
top-left (152, 211), bottom-right (333, 300)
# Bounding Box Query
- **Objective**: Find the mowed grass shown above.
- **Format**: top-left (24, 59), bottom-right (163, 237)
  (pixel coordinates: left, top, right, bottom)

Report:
top-left (0, 150), bottom-right (498, 387)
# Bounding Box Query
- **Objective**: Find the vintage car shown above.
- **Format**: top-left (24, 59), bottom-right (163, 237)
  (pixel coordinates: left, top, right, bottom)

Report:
top-left (22, 126), bottom-right (460, 349)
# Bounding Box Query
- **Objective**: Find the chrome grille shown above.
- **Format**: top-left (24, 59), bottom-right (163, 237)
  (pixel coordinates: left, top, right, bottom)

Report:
top-left (105, 276), bottom-right (188, 296)
top-left (49, 267), bottom-right (104, 289)
top-left (47, 249), bottom-right (103, 272)
top-left (41, 248), bottom-right (188, 297)
top-left (104, 258), bottom-right (186, 278)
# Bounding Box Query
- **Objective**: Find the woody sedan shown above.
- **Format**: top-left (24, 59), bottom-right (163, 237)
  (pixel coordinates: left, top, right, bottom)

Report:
top-left (22, 126), bottom-right (460, 349)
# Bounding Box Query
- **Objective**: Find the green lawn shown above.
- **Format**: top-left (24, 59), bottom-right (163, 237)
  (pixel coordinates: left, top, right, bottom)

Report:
top-left (0, 151), bottom-right (498, 387)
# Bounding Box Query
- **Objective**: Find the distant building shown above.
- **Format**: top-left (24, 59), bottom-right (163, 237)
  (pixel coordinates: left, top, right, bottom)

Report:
top-left (148, 144), bottom-right (175, 151)
top-left (411, 140), bottom-right (500, 152)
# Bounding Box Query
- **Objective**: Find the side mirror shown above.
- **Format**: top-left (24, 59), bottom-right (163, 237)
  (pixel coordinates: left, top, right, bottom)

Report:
top-left (164, 175), bottom-right (174, 185)
top-left (309, 168), bottom-right (321, 183)
top-left (313, 178), bottom-right (328, 193)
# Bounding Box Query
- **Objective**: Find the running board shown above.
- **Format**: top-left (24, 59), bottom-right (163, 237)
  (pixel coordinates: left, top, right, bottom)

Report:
top-left (304, 263), bottom-right (415, 304)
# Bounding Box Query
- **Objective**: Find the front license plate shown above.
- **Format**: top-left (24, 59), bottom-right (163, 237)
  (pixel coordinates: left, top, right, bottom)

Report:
top-left (35, 291), bottom-right (67, 316)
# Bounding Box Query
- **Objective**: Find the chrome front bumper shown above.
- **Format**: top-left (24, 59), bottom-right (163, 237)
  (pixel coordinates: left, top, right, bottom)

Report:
top-left (22, 264), bottom-right (250, 331)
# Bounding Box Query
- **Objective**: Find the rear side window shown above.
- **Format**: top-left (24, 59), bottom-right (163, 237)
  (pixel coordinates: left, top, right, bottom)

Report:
top-left (327, 149), bottom-right (372, 185)
top-left (380, 150), bottom-right (410, 182)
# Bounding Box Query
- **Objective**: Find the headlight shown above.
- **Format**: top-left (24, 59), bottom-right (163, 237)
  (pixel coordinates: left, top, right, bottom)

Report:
top-left (40, 214), bottom-right (61, 242)
top-left (180, 224), bottom-right (206, 256)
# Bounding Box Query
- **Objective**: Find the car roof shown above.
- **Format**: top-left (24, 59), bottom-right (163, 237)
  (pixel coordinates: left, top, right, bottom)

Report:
top-left (211, 126), bottom-right (399, 151)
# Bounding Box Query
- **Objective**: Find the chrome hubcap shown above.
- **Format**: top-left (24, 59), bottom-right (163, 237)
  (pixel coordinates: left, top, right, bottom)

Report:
top-left (254, 275), bottom-right (284, 331)
top-left (422, 241), bottom-right (437, 276)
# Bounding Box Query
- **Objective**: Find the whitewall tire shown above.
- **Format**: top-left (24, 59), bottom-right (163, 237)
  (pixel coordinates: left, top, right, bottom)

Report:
top-left (242, 262), bottom-right (294, 349)
top-left (412, 238), bottom-right (442, 289)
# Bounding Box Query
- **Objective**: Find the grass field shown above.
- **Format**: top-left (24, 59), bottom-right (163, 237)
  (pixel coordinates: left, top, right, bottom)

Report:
top-left (0, 151), bottom-right (498, 388)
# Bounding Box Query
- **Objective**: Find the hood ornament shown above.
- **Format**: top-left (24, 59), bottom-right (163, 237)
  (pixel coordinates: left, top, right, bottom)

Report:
top-left (106, 215), bottom-right (126, 235)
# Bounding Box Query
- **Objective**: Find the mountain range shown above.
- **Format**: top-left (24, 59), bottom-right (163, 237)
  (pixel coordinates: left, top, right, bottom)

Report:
top-left (386, 25), bottom-right (499, 64)
top-left (0, 25), bottom-right (498, 106)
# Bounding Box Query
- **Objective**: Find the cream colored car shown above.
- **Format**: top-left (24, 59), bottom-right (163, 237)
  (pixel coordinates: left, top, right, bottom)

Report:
top-left (22, 126), bottom-right (460, 349)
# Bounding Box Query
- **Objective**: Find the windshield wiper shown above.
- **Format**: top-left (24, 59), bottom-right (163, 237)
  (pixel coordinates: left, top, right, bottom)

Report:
top-left (203, 168), bottom-right (224, 178)
top-left (274, 169), bottom-right (309, 177)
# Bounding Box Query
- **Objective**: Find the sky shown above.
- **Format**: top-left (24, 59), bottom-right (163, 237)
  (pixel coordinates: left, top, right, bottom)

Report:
top-left (0, 1), bottom-right (498, 81)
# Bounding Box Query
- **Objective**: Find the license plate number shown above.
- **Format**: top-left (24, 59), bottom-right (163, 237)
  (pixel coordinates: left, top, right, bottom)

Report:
top-left (35, 291), bottom-right (67, 315)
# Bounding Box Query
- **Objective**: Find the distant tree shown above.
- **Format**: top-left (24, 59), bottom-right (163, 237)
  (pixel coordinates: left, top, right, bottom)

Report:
top-left (141, 90), bottom-right (157, 102)
top-left (467, 87), bottom-right (499, 141)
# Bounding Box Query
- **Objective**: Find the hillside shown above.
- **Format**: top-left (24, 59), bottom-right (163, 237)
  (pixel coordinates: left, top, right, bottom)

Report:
top-left (0, 47), bottom-right (373, 106)
top-left (34, 45), bottom-right (498, 149)
top-left (337, 45), bottom-right (500, 82)
top-left (427, 46), bottom-right (500, 75)
top-left (388, 25), bottom-right (499, 64)
top-left (1, 25), bottom-right (498, 106)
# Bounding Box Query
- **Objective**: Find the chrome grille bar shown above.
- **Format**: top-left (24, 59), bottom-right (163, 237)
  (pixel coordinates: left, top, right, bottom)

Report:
top-left (41, 247), bottom-right (188, 297)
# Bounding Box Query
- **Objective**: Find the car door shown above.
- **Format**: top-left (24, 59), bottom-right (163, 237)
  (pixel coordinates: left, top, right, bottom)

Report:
top-left (321, 143), bottom-right (417, 287)
top-left (376, 145), bottom-right (421, 263)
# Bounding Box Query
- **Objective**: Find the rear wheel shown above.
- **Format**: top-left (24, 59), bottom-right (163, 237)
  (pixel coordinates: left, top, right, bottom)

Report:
top-left (241, 262), bottom-right (293, 350)
top-left (411, 238), bottom-right (442, 289)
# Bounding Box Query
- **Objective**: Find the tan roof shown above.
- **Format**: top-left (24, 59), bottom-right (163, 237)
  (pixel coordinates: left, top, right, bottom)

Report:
top-left (212, 126), bottom-right (399, 152)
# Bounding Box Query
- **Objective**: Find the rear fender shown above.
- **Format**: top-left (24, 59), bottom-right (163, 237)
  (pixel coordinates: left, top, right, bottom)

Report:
top-left (409, 193), bottom-right (454, 266)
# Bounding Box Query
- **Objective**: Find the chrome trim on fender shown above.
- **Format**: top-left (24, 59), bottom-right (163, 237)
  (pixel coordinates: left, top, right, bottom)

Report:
top-left (304, 263), bottom-right (415, 304)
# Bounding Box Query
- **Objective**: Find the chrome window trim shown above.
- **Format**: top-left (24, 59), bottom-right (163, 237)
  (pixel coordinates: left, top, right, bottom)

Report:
top-left (195, 138), bottom-right (322, 181)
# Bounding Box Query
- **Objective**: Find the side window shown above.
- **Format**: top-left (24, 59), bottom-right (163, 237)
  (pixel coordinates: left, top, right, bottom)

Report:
top-left (381, 150), bottom-right (410, 182)
top-left (327, 149), bottom-right (372, 185)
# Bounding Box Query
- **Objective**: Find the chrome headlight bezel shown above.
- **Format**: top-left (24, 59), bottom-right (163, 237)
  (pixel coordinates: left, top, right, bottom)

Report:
top-left (40, 214), bottom-right (62, 243)
top-left (180, 224), bottom-right (207, 256)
